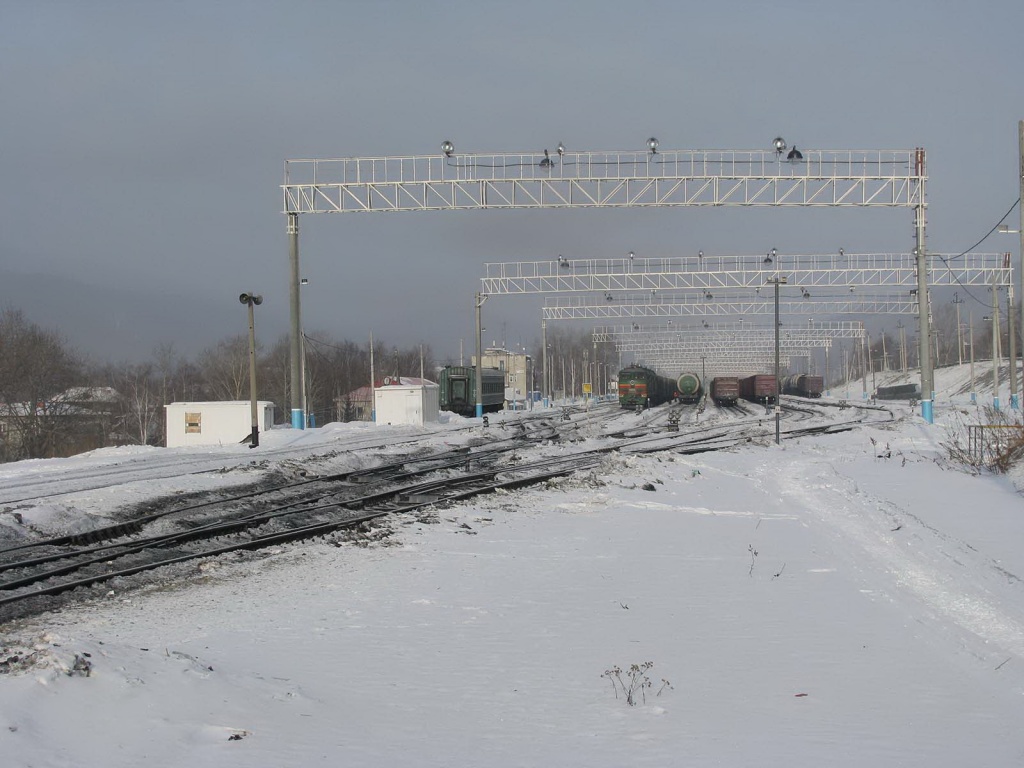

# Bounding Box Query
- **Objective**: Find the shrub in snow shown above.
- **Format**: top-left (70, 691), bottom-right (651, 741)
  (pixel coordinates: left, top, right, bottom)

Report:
top-left (602, 661), bottom-right (672, 706)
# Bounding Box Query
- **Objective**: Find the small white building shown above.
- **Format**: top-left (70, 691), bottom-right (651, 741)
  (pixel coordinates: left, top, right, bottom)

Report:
top-left (373, 377), bottom-right (439, 426)
top-left (165, 401), bottom-right (275, 448)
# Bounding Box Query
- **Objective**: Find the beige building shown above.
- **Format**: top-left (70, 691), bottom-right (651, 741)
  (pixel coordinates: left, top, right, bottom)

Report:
top-left (472, 347), bottom-right (532, 408)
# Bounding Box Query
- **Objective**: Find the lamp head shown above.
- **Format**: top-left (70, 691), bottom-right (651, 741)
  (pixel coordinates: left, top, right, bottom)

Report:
top-left (772, 136), bottom-right (787, 155)
top-left (441, 140), bottom-right (454, 157)
top-left (647, 137), bottom-right (659, 154)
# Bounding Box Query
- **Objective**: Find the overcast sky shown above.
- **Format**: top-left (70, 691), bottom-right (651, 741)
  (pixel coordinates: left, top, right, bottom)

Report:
top-left (2, 0), bottom-right (1023, 365)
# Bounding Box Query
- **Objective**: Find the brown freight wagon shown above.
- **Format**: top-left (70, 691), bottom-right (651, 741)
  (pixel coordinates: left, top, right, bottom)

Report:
top-left (739, 374), bottom-right (777, 404)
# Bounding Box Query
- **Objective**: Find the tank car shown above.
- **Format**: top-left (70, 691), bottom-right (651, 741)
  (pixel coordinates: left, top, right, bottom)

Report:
top-left (675, 372), bottom-right (703, 404)
top-left (438, 365), bottom-right (505, 416)
top-left (618, 365), bottom-right (678, 409)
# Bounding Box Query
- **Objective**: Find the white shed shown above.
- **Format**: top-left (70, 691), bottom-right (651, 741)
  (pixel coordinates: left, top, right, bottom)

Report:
top-left (165, 401), bottom-right (275, 447)
top-left (373, 379), bottom-right (439, 426)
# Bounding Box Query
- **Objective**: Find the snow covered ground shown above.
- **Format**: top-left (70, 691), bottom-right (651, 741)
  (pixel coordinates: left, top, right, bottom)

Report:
top-left (2, 364), bottom-right (1024, 767)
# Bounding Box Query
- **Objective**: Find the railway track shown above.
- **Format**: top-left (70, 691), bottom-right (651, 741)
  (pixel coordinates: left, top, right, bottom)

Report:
top-left (0, 398), bottom-right (889, 622)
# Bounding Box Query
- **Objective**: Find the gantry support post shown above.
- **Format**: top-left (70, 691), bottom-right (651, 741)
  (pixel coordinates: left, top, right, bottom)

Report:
top-left (914, 149), bottom-right (934, 423)
top-left (288, 212), bottom-right (304, 429)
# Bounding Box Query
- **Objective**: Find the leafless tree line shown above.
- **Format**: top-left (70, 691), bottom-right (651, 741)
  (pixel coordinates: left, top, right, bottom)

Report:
top-left (0, 308), bottom-right (439, 458)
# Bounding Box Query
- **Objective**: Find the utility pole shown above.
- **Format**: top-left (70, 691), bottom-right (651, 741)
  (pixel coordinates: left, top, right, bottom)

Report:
top-left (969, 311), bottom-right (977, 404)
top-left (861, 325), bottom-right (868, 399)
top-left (990, 279), bottom-right (1001, 411)
top-left (953, 292), bottom-right (965, 366)
top-left (474, 292), bottom-right (487, 418)
top-left (914, 148), bottom-right (934, 422)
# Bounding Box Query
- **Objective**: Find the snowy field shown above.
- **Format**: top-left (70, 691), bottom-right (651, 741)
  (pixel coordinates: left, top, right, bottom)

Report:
top-left (2, 365), bottom-right (1024, 767)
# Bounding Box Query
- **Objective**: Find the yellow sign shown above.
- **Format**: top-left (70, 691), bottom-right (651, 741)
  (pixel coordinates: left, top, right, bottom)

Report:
top-left (582, 383), bottom-right (593, 394)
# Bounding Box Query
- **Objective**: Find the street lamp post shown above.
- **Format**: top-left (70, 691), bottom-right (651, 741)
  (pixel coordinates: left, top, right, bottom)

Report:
top-left (239, 292), bottom-right (263, 448)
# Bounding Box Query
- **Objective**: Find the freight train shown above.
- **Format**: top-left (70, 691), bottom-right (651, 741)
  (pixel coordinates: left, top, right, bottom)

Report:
top-left (739, 374), bottom-right (777, 405)
top-left (618, 366), bottom-right (678, 409)
top-left (710, 376), bottom-right (740, 406)
top-left (438, 365), bottom-right (506, 416)
top-left (675, 372), bottom-right (703, 404)
top-left (781, 374), bottom-right (824, 398)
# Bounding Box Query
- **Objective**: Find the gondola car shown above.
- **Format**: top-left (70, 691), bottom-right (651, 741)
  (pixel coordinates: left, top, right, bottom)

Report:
top-left (438, 365), bottom-right (505, 416)
top-left (739, 374), bottom-right (777, 404)
top-left (710, 376), bottom-right (740, 406)
top-left (618, 365), bottom-right (678, 409)
top-left (675, 372), bottom-right (703, 404)
top-left (781, 374), bottom-right (824, 398)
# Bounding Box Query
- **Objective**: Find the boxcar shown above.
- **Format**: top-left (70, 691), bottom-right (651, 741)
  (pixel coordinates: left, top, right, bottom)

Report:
top-left (739, 374), bottom-right (777, 404)
top-left (710, 376), bottom-right (740, 406)
top-left (618, 366), bottom-right (677, 409)
top-left (438, 365), bottom-right (505, 416)
top-left (675, 372), bottom-right (703, 404)
top-left (782, 374), bottom-right (824, 398)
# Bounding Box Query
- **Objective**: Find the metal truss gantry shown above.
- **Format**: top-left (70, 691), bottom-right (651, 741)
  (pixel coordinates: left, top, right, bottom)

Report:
top-left (481, 253), bottom-right (1009, 295)
top-left (283, 142), bottom-right (933, 425)
top-left (283, 147), bottom-right (923, 214)
top-left (593, 321), bottom-right (865, 344)
top-left (542, 292), bottom-right (919, 320)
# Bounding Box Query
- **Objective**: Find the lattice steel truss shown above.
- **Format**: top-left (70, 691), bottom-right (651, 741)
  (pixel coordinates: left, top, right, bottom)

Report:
top-left (543, 293), bottom-right (917, 320)
top-left (281, 143), bottom-right (947, 425)
top-left (282, 148), bottom-right (923, 214)
top-left (593, 321), bottom-right (864, 344)
top-left (481, 253), bottom-right (1009, 295)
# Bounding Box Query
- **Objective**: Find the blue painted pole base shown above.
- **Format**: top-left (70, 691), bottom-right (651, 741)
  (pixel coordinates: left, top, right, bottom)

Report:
top-left (993, 397), bottom-right (1001, 412)
top-left (921, 399), bottom-right (934, 424)
top-left (970, 392), bottom-right (977, 403)
top-left (476, 403), bottom-right (483, 418)
top-left (291, 409), bottom-right (305, 429)
top-left (1011, 394), bottom-right (1020, 410)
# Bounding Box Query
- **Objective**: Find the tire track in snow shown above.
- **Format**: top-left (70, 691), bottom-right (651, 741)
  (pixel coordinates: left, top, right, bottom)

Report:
top-left (767, 459), bottom-right (1024, 660)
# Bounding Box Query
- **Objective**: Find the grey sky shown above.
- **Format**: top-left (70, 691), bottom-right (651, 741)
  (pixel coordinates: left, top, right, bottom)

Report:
top-left (2, 0), bottom-right (1023, 364)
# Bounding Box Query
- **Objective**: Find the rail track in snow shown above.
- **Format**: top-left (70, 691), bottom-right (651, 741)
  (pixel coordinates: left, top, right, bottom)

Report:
top-left (0, 398), bottom-right (890, 622)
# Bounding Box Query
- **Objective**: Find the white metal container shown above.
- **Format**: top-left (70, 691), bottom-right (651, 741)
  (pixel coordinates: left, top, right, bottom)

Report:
top-left (373, 383), bottom-right (440, 426)
top-left (165, 401), bottom-right (275, 447)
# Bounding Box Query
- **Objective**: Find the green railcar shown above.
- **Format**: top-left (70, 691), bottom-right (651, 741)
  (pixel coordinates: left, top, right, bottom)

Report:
top-left (438, 365), bottom-right (505, 416)
top-left (618, 366), bottom-right (677, 409)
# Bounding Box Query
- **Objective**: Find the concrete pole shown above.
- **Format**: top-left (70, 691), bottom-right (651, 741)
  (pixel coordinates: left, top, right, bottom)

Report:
top-left (861, 326), bottom-right (868, 400)
top-left (1018, 120), bottom-right (1024, 407)
top-left (970, 312), bottom-right (976, 404)
top-left (541, 319), bottom-right (548, 405)
top-left (475, 292), bottom-right (485, 418)
top-left (993, 280), bottom-right (1001, 411)
top-left (287, 213), bottom-right (304, 429)
top-left (953, 293), bottom-right (964, 366)
top-left (774, 278), bottom-right (782, 445)
top-left (1008, 274), bottom-right (1018, 409)
top-left (914, 148), bottom-right (934, 422)
top-left (369, 331), bottom-right (375, 422)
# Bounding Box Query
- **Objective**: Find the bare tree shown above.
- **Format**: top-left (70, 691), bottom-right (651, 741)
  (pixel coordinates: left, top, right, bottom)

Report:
top-left (0, 309), bottom-right (85, 460)
top-left (196, 335), bottom-right (251, 400)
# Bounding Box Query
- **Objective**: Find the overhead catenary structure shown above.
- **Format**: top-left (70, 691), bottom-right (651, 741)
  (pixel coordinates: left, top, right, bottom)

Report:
top-left (596, 321), bottom-right (859, 379)
top-left (284, 141), bottom-right (932, 424)
top-left (488, 251), bottom-right (1008, 412)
